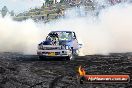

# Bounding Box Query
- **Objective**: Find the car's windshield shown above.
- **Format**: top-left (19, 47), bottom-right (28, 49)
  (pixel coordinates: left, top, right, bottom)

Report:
top-left (51, 32), bottom-right (72, 41)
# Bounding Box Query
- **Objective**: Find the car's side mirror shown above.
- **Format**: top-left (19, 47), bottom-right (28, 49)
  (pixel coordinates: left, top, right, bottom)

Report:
top-left (73, 36), bottom-right (76, 40)
top-left (79, 44), bottom-right (83, 48)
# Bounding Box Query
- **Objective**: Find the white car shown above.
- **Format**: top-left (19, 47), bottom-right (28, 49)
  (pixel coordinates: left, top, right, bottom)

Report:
top-left (37, 31), bottom-right (82, 60)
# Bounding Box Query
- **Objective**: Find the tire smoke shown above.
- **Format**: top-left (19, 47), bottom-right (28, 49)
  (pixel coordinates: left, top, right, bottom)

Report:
top-left (0, 2), bottom-right (132, 55)
top-left (0, 16), bottom-right (45, 54)
top-left (46, 3), bottom-right (132, 55)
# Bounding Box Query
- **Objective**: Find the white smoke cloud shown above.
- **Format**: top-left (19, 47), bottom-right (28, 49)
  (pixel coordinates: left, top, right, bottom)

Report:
top-left (0, 2), bottom-right (132, 55)
top-left (0, 16), bottom-right (45, 54)
top-left (45, 3), bottom-right (132, 55)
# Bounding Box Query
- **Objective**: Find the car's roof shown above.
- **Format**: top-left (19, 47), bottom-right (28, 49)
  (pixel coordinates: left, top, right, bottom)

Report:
top-left (50, 31), bottom-right (74, 33)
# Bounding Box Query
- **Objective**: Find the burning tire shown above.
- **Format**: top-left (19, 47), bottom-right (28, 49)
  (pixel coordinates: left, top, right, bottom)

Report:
top-left (77, 75), bottom-right (86, 84)
top-left (77, 66), bottom-right (86, 84)
top-left (79, 76), bottom-right (87, 84)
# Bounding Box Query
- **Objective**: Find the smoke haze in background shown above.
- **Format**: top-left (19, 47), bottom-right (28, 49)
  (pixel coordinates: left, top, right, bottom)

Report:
top-left (0, 16), bottom-right (45, 54)
top-left (0, 1), bottom-right (132, 55)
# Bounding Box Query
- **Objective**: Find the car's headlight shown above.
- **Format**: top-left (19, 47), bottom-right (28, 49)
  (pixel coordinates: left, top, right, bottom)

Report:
top-left (38, 45), bottom-right (40, 49)
top-left (38, 45), bottom-right (43, 50)
top-left (65, 45), bottom-right (69, 49)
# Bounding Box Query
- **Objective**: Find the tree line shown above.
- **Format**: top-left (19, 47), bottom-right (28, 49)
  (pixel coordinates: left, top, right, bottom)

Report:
top-left (1, 6), bottom-right (14, 17)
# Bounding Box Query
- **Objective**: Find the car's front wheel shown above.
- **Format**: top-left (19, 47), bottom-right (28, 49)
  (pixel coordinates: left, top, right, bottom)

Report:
top-left (71, 47), bottom-right (80, 56)
top-left (38, 56), bottom-right (46, 60)
top-left (66, 55), bottom-right (74, 60)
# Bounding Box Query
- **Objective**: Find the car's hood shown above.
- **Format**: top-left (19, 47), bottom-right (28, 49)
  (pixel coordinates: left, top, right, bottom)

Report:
top-left (59, 40), bottom-right (72, 46)
top-left (39, 40), bottom-right (52, 45)
top-left (39, 40), bottom-right (72, 46)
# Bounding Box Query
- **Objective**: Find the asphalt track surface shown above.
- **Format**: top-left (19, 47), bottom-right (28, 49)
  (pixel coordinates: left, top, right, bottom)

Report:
top-left (0, 52), bottom-right (131, 88)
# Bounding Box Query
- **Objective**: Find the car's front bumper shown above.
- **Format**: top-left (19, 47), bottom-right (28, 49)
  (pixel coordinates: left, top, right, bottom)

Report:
top-left (37, 49), bottom-right (72, 57)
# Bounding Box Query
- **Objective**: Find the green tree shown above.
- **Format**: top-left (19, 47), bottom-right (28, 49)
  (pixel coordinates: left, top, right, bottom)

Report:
top-left (1, 6), bottom-right (8, 17)
top-left (45, 0), bottom-right (50, 5)
top-left (45, 0), bottom-right (53, 6)
top-left (60, 0), bottom-right (65, 3)
top-left (41, 3), bottom-right (45, 8)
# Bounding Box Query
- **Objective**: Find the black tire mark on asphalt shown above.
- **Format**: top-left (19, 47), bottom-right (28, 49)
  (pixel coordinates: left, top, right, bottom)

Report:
top-left (10, 77), bottom-right (31, 86)
top-left (0, 76), bottom-right (31, 88)
top-left (28, 75), bottom-right (64, 88)
top-left (49, 75), bottom-right (64, 88)
top-left (29, 81), bottom-right (47, 88)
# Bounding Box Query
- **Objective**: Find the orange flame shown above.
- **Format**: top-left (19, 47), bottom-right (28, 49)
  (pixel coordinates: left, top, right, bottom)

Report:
top-left (78, 66), bottom-right (86, 76)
